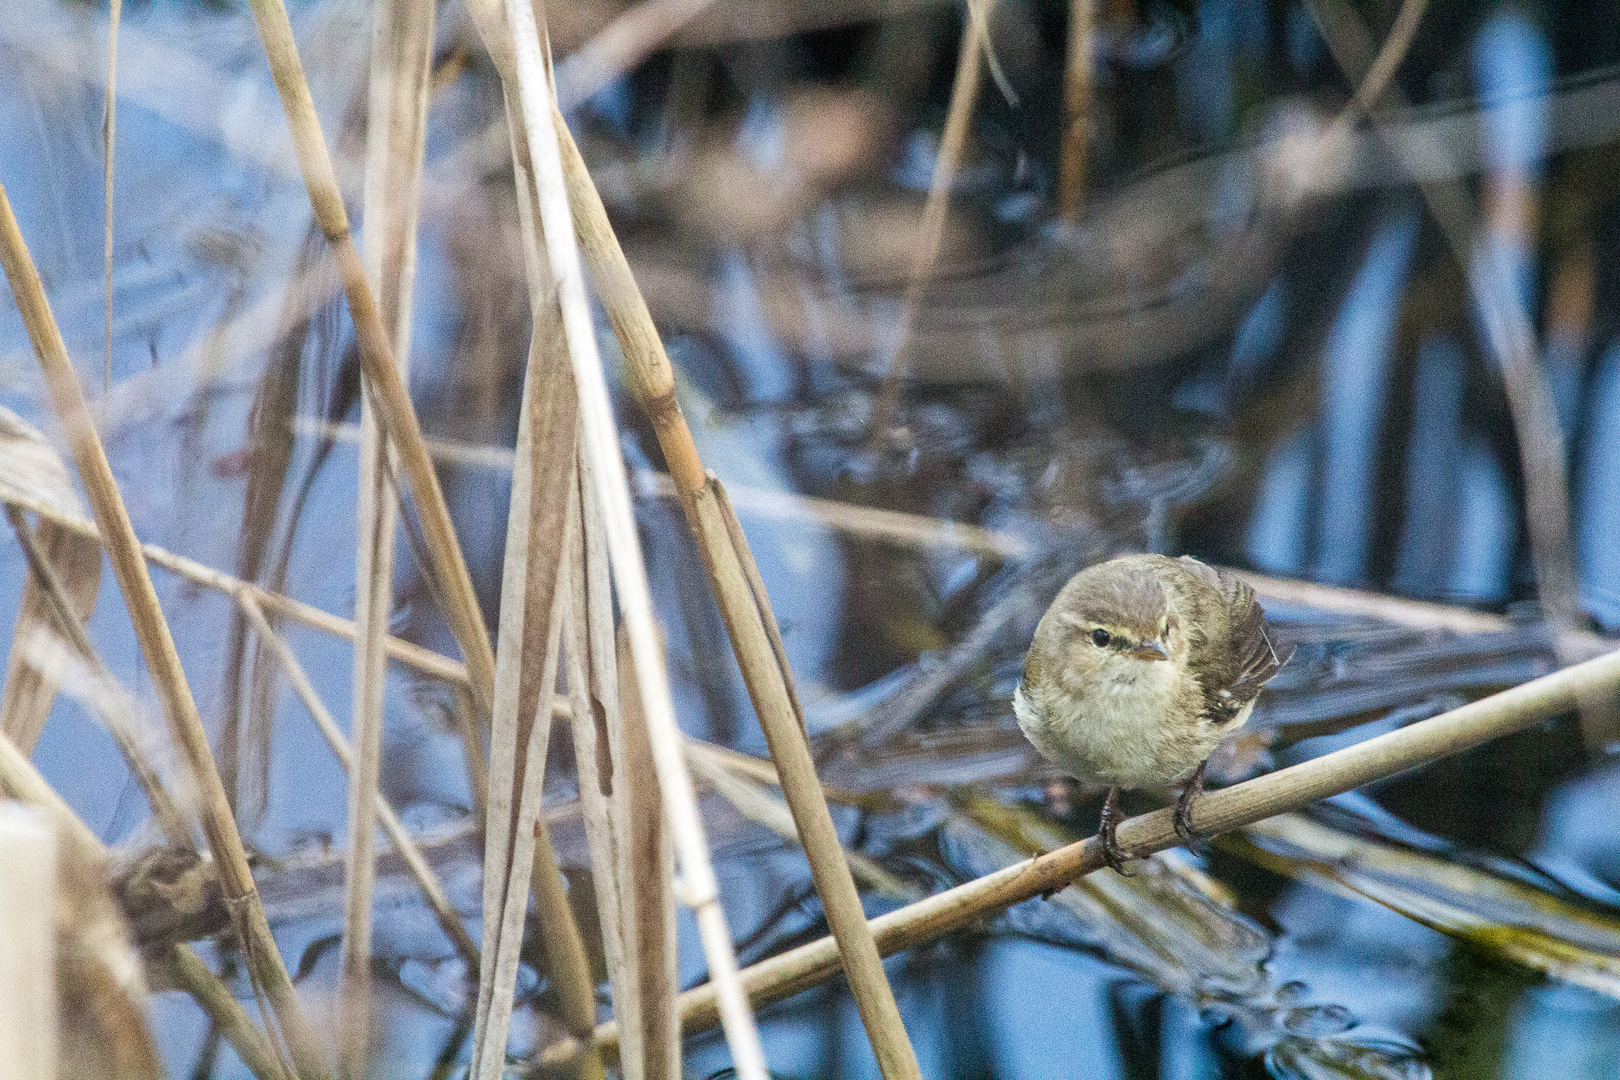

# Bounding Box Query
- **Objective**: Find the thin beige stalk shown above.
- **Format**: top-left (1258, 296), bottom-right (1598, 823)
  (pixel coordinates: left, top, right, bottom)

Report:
top-left (0, 803), bottom-right (55, 1080)
top-left (868, 0), bottom-right (995, 444)
top-left (238, 591), bottom-right (479, 966)
top-left (1056, 0), bottom-right (1092, 218)
top-left (536, 645), bottom-right (1620, 1066)
top-left (0, 478), bottom-right (471, 687)
top-left (245, 0), bottom-right (498, 727)
top-left (552, 85), bottom-right (920, 1080)
top-left (0, 184), bottom-right (328, 1080)
top-left (5, 504), bottom-right (190, 849)
top-left (102, 0), bottom-right (121, 400)
top-left (342, 0), bottom-right (438, 1068)
top-left (500, 5), bottom-right (769, 1076)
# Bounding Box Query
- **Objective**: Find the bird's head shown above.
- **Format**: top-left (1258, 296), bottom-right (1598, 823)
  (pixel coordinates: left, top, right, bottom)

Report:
top-left (1023, 560), bottom-right (1179, 693)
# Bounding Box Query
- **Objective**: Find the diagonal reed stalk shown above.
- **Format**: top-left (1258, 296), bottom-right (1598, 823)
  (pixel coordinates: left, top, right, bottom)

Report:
top-left (0, 802), bottom-right (56, 1080)
top-left (0, 183), bottom-right (330, 1080)
top-left (0, 478), bottom-right (473, 689)
top-left (244, 0), bottom-right (498, 726)
top-left (341, 0), bottom-right (438, 1070)
top-left (552, 90), bottom-right (923, 1079)
top-left (534, 644), bottom-right (1620, 1068)
top-left (495, 4), bottom-right (770, 1075)
top-left (237, 591), bottom-right (479, 966)
top-left (868, 0), bottom-right (996, 445)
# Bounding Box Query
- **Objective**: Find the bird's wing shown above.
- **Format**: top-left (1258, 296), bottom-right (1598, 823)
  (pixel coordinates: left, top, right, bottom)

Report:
top-left (1204, 571), bottom-right (1293, 722)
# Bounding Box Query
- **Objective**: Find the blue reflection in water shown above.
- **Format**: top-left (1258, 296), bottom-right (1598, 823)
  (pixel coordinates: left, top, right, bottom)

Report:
top-left (1577, 342), bottom-right (1620, 628)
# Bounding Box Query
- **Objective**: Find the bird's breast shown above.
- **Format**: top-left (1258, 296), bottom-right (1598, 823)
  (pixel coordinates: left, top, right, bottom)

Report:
top-left (1015, 660), bottom-right (1215, 789)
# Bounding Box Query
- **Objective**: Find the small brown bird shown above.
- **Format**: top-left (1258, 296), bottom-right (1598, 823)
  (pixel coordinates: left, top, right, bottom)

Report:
top-left (1014, 554), bottom-right (1291, 871)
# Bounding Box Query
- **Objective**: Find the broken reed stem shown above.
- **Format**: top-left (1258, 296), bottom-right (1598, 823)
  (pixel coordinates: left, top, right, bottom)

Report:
top-left (867, 0), bottom-right (994, 444)
top-left (0, 732), bottom-right (284, 1080)
top-left (4, 504), bottom-right (191, 849)
top-left (0, 478), bottom-right (471, 688)
top-left (1056, 0), bottom-right (1092, 219)
top-left (245, 0), bottom-right (498, 725)
top-left (534, 645), bottom-right (1620, 1067)
top-left (0, 183), bottom-right (329, 1080)
top-left (500, 7), bottom-right (769, 1076)
top-left (237, 592), bottom-right (479, 967)
top-left (340, 1), bottom-right (438, 1068)
top-left (551, 98), bottom-right (921, 1080)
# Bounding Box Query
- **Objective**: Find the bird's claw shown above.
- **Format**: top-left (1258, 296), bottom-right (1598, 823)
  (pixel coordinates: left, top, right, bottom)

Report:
top-left (1173, 760), bottom-right (1208, 846)
top-left (1098, 786), bottom-right (1137, 875)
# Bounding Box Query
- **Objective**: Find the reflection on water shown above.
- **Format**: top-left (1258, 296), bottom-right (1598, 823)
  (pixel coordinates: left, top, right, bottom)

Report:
top-left (2, 2), bottom-right (1620, 1078)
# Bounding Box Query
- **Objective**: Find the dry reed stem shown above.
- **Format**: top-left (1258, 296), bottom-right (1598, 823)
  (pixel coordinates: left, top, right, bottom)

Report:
top-left (164, 943), bottom-right (291, 1080)
top-left (101, 0), bottom-right (121, 400)
top-left (0, 732), bottom-right (277, 1079)
top-left (246, 0), bottom-right (499, 726)
top-left (1056, 0), bottom-right (1092, 218)
top-left (341, 1), bottom-right (438, 1068)
top-left (868, 0), bottom-right (995, 444)
top-left (550, 92), bottom-right (918, 1079)
top-left (5, 504), bottom-right (191, 849)
top-left (535, 644), bottom-right (1620, 1066)
top-left (292, 417), bottom-right (1035, 559)
top-left (0, 184), bottom-right (328, 1080)
top-left (1306, 0), bottom-right (1600, 743)
top-left (237, 592), bottom-right (480, 966)
top-left (690, 480), bottom-right (923, 1078)
top-left (0, 803), bottom-right (55, 1080)
top-left (499, 5), bottom-right (769, 1076)
top-left (0, 478), bottom-right (473, 688)
top-left (1, 518), bottom-right (102, 753)
top-left (615, 628), bottom-right (679, 1079)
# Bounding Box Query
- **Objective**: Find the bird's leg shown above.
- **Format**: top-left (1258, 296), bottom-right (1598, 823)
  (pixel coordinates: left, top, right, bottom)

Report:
top-left (1098, 786), bottom-right (1134, 874)
top-left (1174, 759), bottom-right (1208, 844)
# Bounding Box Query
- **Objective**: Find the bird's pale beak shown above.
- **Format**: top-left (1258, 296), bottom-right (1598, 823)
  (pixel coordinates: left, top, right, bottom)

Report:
top-left (1128, 639), bottom-right (1169, 662)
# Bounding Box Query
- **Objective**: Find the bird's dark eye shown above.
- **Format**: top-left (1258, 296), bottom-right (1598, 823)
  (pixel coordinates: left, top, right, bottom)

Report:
top-left (1091, 628), bottom-right (1111, 648)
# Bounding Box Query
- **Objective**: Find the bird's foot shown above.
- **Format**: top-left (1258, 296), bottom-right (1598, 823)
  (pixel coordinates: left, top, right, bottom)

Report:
top-left (1174, 760), bottom-right (1208, 845)
top-left (1099, 786), bottom-right (1136, 875)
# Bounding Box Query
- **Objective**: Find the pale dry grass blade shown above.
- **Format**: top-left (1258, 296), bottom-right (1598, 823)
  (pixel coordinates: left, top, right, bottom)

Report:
top-left (0, 410), bottom-right (101, 750)
top-left (342, 0), bottom-right (438, 1069)
top-left (0, 183), bottom-right (329, 1080)
top-left (498, 4), bottom-right (769, 1071)
top-left (536, 645), bottom-right (1620, 1066)
top-left (0, 804), bottom-right (55, 1080)
top-left (237, 591), bottom-right (480, 967)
